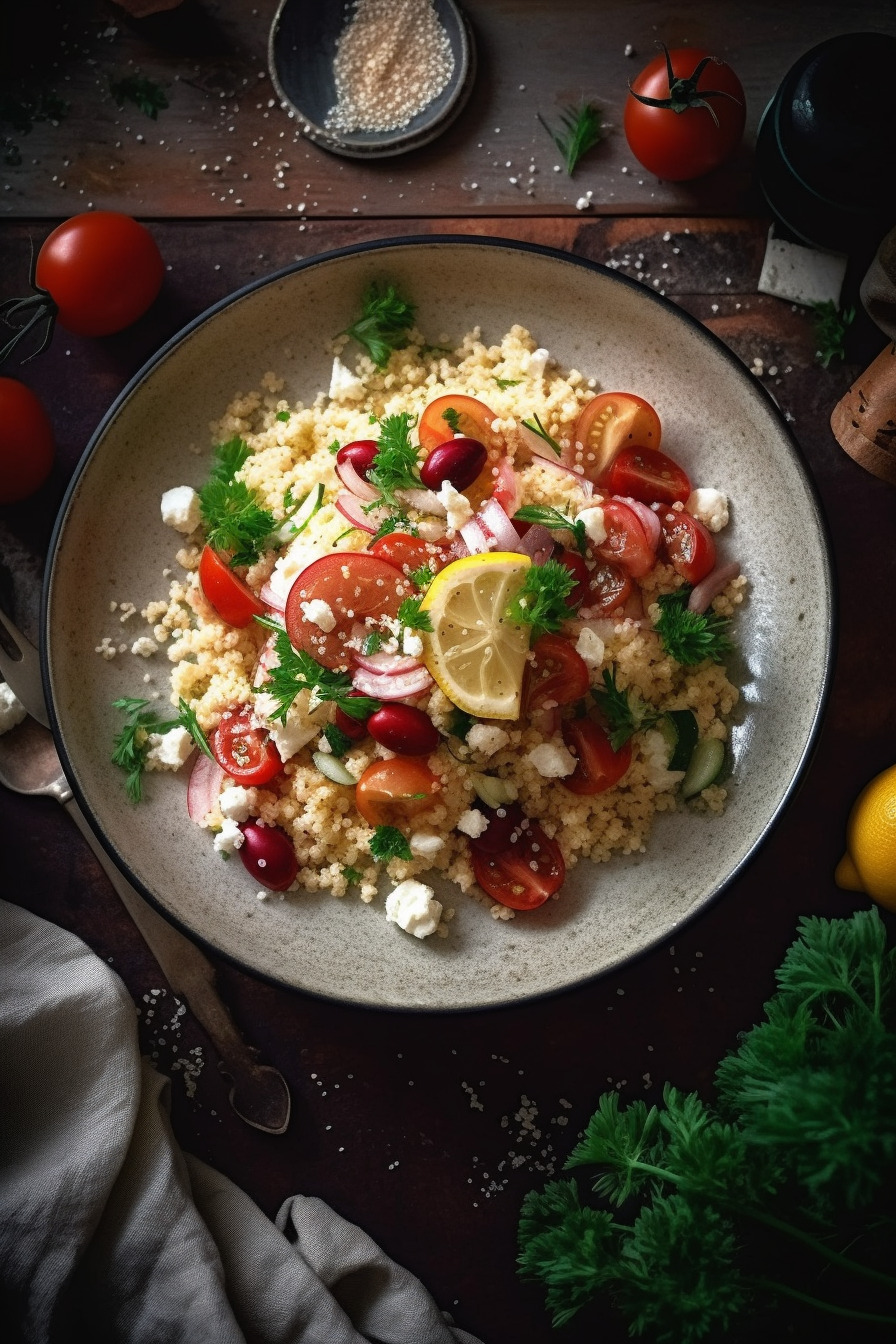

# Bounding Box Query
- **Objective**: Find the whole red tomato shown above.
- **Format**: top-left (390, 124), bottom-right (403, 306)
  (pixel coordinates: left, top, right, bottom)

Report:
top-left (35, 211), bottom-right (164, 336)
top-left (0, 377), bottom-right (54, 503)
top-left (624, 45), bottom-right (745, 181)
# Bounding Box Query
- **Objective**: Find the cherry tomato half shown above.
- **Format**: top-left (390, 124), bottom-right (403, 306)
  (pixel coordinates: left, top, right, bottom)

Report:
top-left (211, 705), bottom-right (282, 786)
top-left (661, 510), bottom-right (716, 585)
top-left (596, 499), bottom-right (656, 579)
top-left (238, 820), bottom-right (298, 890)
top-left (333, 690), bottom-right (372, 742)
top-left (368, 532), bottom-right (449, 577)
top-left (572, 393), bottom-right (661, 480)
top-left (284, 552), bottom-right (412, 671)
top-left (555, 549), bottom-right (590, 607)
top-left (468, 804), bottom-right (565, 910)
top-left (624, 48), bottom-right (746, 182)
top-left (524, 634), bottom-right (590, 715)
top-left (355, 757), bottom-right (440, 827)
top-left (198, 545), bottom-right (266, 628)
top-left (604, 445), bottom-right (692, 506)
top-left (561, 719), bottom-right (632, 795)
top-left (0, 377), bottom-right (55, 503)
top-left (35, 211), bottom-right (164, 336)
top-left (584, 561), bottom-right (633, 617)
top-left (417, 394), bottom-right (501, 454)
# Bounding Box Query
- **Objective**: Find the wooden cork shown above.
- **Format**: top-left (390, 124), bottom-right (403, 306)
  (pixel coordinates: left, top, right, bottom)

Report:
top-left (830, 341), bottom-right (896, 486)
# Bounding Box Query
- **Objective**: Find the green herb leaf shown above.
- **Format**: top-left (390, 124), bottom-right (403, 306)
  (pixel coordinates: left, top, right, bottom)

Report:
top-left (409, 564), bottom-right (435, 590)
top-left (495, 377), bottom-right (521, 389)
top-left (369, 824), bottom-right (412, 862)
top-left (593, 666), bottom-right (662, 751)
top-left (654, 588), bottom-right (732, 666)
top-left (397, 596), bottom-right (433, 632)
top-left (449, 708), bottom-right (475, 739)
top-left (362, 630), bottom-right (385, 655)
top-left (514, 504), bottom-right (587, 556)
top-left (253, 617), bottom-right (380, 722)
top-left (328, 438), bottom-right (341, 455)
top-left (506, 557), bottom-right (578, 643)
top-left (366, 412), bottom-right (422, 510)
top-left (111, 696), bottom-right (209, 802)
top-left (322, 722), bottom-right (354, 757)
top-left (441, 406), bottom-right (462, 432)
top-left (810, 300), bottom-right (855, 368)
top-left (343, 865), bottom-right (363, 885)
top-left (538, 100), bottom-right (604, 176)
top-left (199, 438), bottom-right (277, 566)
top-left (369, 512), bottom-right (414, 542)
top-left (275, 410), bottom-right (290, 422)
top-left (109, 74), bottom-right (169, 120)
top-left (341, 281), bottom-right (416, 369)
top-left (522, 413), bottom-right (563, 457)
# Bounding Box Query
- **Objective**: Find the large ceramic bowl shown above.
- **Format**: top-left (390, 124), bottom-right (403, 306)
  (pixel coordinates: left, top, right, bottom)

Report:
top-left (43, 238), bottom-right (834, 1011)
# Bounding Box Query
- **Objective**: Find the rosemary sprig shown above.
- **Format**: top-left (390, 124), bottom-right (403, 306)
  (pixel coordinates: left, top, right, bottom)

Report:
top-left (538, 100), bottom-right (604, 176)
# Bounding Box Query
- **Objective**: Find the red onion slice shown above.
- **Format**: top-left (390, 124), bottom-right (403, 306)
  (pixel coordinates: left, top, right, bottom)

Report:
top-left (335, 490), bottom-right (390, 535)
top-left (479, 497), bottom-right (522, 552)
top-left (353, 650), bottom-right (423, 676)
top-left (490, 456), bottom-right (522, 514)
top-left (251, 633), bottom-right (281, 686)
top-left (617, 497), bottom-right (662, 552)
top-left (335, 456), bottom-right (380, 502)
top-left (688, 561), bottom-right (741, 613)
top-left (518, 523), bottom-right (554, 565)
top-left (530, 705), bottom-right (561, 737)
top-left (397, 487), bottom-right (447, 515)
top-left (187, 752), bottom-right (224, 824)
top-left (531, 452), bottom-right (595, 496)
top-left (460, 517), bottom-right (492, 554)
top-left (258, 580), bottom-right (286, 613)
top-left (351, 665), bottom-right (433, 699)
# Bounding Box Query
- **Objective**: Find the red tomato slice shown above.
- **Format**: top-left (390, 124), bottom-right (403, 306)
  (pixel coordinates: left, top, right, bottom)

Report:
top-left (468, 804), bottom-right (565, 910)
top-left (199, 546), bottom-right (266, 628)
top-left (211, 705), bottom-right (282, 786)
top-left (596, 500), bottom-right (656, 579)
top-left (661, 511), bottom-right (716, 584)
top-left (417, 394), bottom-right (500, 453)
top-left (368, 532), bottom-right (449, 577)
top-left (524, 633), bottom-right (591, 715)
top-left (555, 549), bottom-right (590, 607)
top-left (284, 552), bottom-right (413, 671)
top-left (572, 393), bottom-right (662, 480)
top-left (561, 719), bottom-right (632, 795)
top-left (604, 445), bottom-right (691, 506)
top-left (584, 561), bottom-right (634, 617)
top-left (355, 757), bottom-right (440, 827)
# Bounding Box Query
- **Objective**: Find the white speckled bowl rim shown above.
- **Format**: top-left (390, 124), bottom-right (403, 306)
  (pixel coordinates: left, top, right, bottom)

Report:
top-left (42, 237), bottom-right (836, 1012)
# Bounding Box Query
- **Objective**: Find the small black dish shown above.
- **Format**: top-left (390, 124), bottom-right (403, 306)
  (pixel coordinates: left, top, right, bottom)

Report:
top-left (756, 32), bottom-right (896, 253)
top-left (268, 0), bottom-right (476, 159)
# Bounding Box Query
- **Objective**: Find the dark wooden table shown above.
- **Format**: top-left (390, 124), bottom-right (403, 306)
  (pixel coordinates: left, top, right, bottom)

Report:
top-left (2, 4), bottom-right (896, 1342)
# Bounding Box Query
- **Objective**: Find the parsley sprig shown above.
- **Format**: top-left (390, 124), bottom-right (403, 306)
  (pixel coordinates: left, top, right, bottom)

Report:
top-left (538, 100), bottom-right (604, 175)
top-left (112, 696), bottom-right (212, 802)
top-left (810, 300), bottom-right (855, 368)
top-left (397, 596), bottom-right (433, 632)
top-left (254, 617), bottom-right (380, 722)
top-left (199, 437), bottom-right (277, 567)
top-left (654, 588), bottom-right (732, 666)
top-left (369, 825), bottom-right (412, 862)
top-left (365, 412), bottom-right (423, 513)
top-left (593, 666), bottom-right (661, 751)
top-left (514, 504), bottom-right (587, 556)
top-left (519, 908), bottom-right (896, 1338)
top-left (109, 74), bottom-right (169, 120)
top-left (341, 281), bottom-right (416, 369)
top-left (506, 558), bottom-right (578, 643)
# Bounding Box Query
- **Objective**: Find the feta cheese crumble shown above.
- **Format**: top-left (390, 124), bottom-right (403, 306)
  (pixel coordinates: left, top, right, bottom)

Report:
top-left (146, 726), bottom-right (194, 769)
top-left (160, 486), bottom-right (200, 534)
top-left (576, 505), bottom-right (607, 545)
top-left (466, 724), bottom-right (511, 757)
top-left (575, 627), bottom-right (606, 668)
top-left (528, 742), bottom-right (577, 778)
top-left (385, 880), bottom-right (442, 939)
top-left (218, 785), bottom-right (255, 823)
top-left (0, 682), bottom-right (26, 735)
top-left (328, 356), bottom-right (365, 401)
top-left (438, 479), bottom-right (475, 536)
top-left (685, 488), bottom-right (729, 533)
top-left (300, 598), bottom-right (336, 632)
top-left (213, 817), bottom-right (245, 854)
top-left (456, 809), bottom-right (489, 838)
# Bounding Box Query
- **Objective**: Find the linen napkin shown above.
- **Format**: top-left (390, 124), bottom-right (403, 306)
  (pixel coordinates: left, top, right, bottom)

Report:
top-left (0, 900), bottom-right (482, 1344)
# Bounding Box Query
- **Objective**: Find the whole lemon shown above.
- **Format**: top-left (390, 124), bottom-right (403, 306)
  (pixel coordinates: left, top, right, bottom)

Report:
top-left (835, 764), bottom-right (896, 909)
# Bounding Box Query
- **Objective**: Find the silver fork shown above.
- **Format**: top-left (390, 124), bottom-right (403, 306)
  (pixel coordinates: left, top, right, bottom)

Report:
top-left (0, 612), bottom-right (291, 1135)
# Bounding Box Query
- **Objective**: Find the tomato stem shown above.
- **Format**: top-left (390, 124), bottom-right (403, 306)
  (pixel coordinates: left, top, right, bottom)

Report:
top-left (0, 288), bottom-right (58, 367)
top-left (628, 42), bottom-right (743, 127)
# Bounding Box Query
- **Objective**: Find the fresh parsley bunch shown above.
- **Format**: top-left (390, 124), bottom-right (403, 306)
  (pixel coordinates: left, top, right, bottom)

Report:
top-left (506, 558), bottom-right (578, 643)
top-left (654, 587), bottom-right (732, 665)
top-left (341, 281), bottom-right (416, 369)
top-left (112, 696), bottom-right (213, 802)
top-left (518, 908), bottom-right (896, 1340)
top-left (199, 437), bottom-right (278, 567)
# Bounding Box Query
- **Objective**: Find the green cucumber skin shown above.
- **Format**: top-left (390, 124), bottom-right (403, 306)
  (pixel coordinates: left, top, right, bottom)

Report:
top-left (666, 710), bottom-right (699, 771)
top-left (681, 737), bottom-right (725, 799)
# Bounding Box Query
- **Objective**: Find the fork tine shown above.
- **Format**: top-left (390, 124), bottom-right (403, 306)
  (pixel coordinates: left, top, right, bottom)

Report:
top-left (0, 607), bottom-right (52, 730)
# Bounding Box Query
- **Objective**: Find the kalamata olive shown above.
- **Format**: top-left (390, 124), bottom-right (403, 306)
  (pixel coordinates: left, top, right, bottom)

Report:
top-left (336, 439), bottom-right (378, 480)
top-left (420, 437), bottom-right (487, 492)
top-left (333, 689), bottom-right (371, 741)
top-left (238, 820), bottom-right (299, 890)
top-left (367, 704), bottom-right (440, 755)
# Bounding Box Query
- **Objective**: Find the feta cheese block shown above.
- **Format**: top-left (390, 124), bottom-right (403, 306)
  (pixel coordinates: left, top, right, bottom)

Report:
top-left (385, 880), bottom-right (442, 939)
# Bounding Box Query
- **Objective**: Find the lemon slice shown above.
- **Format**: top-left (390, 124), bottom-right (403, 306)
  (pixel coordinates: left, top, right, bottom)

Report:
top-left (420, 552), bottom-right (531, 719)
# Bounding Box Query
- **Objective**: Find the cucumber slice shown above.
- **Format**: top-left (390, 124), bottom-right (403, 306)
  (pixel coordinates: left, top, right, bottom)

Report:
top-left (277, 482), bottom-right (325, 542)
top-left (665, 710), bottom-right (699, 772)
top-left (470, 772), bottom-right (518, 809)
top-left (681, 738), bottom-right (725, 799)
top-left (312, 751), bottom-right (357, 786)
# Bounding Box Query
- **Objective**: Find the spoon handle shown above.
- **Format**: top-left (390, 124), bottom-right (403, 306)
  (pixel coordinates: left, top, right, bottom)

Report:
top-left (63, 796), bottom-right (291, 1135)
